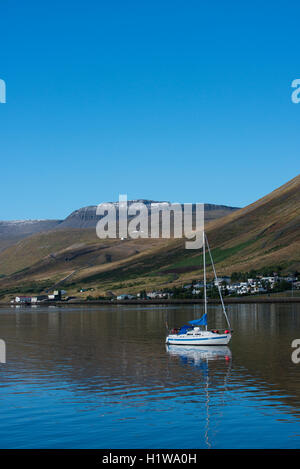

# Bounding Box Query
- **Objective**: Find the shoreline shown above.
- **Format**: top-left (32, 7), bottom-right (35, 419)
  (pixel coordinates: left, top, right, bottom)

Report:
top-left (2, 297), bottom-right (300, 306)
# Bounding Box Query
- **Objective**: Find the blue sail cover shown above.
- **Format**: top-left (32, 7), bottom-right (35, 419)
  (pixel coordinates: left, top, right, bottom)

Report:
top-left (188, 313), bottom-right (207, 326)
top-left (178, 325), bottom-right (193, 335)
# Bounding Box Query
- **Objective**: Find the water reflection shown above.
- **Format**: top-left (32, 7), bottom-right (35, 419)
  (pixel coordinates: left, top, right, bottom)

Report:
top-left (166, 345), bottom-right (232, 448)
top-left (167, 345), bottom-right (232, 363)
top-left (0, 304), bottom-right (300, 448)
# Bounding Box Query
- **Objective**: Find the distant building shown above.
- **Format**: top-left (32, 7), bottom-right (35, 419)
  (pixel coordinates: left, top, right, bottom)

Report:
top-left (147, 291), bottom-right (170, 299)
top-left (15, 296), bottom-right (32, 304)
top-left (14, 290), bottom-right (66, 304)
top-left (193, 282), bottom-right (204, 288)
top-left (47, 290), bottom-right (66, 300)
top-left (214, 276), bottom-right (231, 286)
top-left (31, 295), bottom-right (48, 303)
top-left (116, 294), bottom-right (136, 300)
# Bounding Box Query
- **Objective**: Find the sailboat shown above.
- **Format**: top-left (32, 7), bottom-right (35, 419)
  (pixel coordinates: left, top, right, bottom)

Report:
top-left (165, 231), bottom-right (232, 346)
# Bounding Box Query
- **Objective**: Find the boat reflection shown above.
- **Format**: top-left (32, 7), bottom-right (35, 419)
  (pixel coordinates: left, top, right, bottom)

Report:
top-left (166, 344), bottom-right (232, 364)
top-left (166, 345), bottom-right (232, 449)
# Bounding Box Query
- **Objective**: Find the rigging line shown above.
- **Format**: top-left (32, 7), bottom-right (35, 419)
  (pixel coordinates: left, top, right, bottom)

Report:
top-left (205, 233), bottom-right (232, 330)
top-left (203, 231), bottom-right (208, 330)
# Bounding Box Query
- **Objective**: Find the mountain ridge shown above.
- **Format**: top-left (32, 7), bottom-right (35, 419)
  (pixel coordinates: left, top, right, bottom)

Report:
top-left (0, 176), bottom-right (299, 299)
top-left (0, 201), bottom-right (239, 247)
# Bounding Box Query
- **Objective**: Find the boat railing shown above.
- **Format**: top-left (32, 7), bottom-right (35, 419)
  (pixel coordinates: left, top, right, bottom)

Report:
top-left (167, 326), bottom-right (233, 335)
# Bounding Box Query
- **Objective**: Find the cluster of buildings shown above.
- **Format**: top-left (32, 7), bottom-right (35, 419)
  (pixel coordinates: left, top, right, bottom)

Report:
top-left (185, 274), bottom-right (299, 296)
top-left (115, 274), bottom-right (300, 300)
top-left (12, 290), bottom-right (67, 304)
top-left (143, 291), bottom-right (172, 299)
top-left (116, 291), bottom-right (173, 300)
top-left (14, 273), bottom-right (298, 304)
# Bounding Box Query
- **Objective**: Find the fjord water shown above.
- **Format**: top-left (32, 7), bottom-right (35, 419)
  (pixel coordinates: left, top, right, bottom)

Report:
top-left (0, 303), bottom-right (300, 449)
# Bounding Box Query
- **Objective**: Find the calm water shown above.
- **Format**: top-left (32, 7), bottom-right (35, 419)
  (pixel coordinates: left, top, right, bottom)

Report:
top-left (0, 303), bottom-right (300, 448)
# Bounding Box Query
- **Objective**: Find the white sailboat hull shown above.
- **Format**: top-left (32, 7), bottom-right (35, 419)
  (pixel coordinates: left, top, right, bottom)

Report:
top-left (166, 331), bottom-right (231, 346)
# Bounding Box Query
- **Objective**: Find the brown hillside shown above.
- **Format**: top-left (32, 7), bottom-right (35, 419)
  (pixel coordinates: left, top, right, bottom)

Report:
top-left (1, 175), bottom-right (300, 298)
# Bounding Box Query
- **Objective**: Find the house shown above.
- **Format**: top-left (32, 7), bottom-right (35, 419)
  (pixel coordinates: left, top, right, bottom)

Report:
top-left (147, 291), bottom-right (169, 299)
top-left (31, 295), bottom-right (48, 303)
top-left (237, 285), bottom-right (249, 295)
top-left (214, 276), bottom-right (231, 286)
top-left (116, 294), bottom-right (136, 300)
top-left (47, 290), bottom-right (66, 300)
top-left (282, 276), bottom-right (297, 283)
top-left (193, 282), bottom-right (204, 288)
top-left (261, 276), bottom-right (278, 287)
top-left (14, 296), bottom-right (32, 304)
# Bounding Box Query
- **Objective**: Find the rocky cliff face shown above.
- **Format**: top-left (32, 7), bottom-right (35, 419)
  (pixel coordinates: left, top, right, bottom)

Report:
top-left (58, 202), bottom-right (240, 229)
top-left (58, 201), bottom-right (165, 229)
top-left (0, 201), bottom-right (240, 250)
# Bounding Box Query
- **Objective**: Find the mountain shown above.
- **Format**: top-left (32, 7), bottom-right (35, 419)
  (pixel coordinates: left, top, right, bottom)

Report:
top-left (0, 201), bottom-right (238, 257)
top-left (2, 174), bottom-right (300, 300)
top-left (123, 174), bottom-right (300, 281)
top-left (0, 201), bottom-right (239, 298)
top-left (57, 202), bottom-right (239, 229)
top-left (58, 201), bottom-right (161, 229)
top-left (0, 219), bottom-right (62, 252)
top-left (203, 174), bottom-right (300, 273)
top-left (56, 174), bottom-right (300, 293)
top-left (0, 202), bottom-right (238, 237)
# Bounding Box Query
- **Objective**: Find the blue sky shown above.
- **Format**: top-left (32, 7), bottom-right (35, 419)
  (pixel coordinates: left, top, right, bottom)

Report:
top-left (0, 0), bottom-right (299, 220)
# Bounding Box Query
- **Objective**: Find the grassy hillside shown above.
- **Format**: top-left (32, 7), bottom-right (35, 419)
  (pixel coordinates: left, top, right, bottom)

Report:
top-left (1, 175), bottom-right (300, 300)
top-left (67, 174), bottom-right (300, 296)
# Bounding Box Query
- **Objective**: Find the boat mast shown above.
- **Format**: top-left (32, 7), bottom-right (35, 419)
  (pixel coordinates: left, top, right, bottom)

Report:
top-left (203, 230), bottom-right (208, 331)
top-left (205, 233), bottom-right (232, 330)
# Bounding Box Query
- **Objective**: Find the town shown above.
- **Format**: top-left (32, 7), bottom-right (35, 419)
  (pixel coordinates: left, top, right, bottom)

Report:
top-left (11, 271), bottom-right (300, 304)
top-left (116, 271), bottom-right (300, 300)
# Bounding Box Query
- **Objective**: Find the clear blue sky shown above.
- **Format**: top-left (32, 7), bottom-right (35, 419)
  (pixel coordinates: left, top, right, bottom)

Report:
top-left (0, 0), bottom-right (299, 220)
